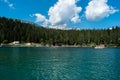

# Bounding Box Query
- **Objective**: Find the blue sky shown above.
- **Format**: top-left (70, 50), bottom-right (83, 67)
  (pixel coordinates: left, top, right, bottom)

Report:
top-left (0, 0), bottom-right (120, 29)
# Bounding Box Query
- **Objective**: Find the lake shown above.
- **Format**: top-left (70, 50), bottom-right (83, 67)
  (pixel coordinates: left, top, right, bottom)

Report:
top-left (0, 47), bottom-right (120, 80)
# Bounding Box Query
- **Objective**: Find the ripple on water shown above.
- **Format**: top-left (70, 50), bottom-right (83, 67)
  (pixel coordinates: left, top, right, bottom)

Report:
top-left (0, 47), bottom-right (120, 80)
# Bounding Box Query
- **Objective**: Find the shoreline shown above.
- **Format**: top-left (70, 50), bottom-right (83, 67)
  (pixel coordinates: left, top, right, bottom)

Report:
top-left (0, 43), bottom-right (119, 48)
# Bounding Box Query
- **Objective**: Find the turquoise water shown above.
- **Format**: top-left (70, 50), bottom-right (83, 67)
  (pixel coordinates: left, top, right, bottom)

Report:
top-left (0, 47), bottom-right (120, 80)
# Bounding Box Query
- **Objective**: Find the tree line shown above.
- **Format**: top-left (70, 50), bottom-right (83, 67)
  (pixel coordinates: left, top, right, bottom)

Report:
top-left (0, 17), bottom-right (120, 46)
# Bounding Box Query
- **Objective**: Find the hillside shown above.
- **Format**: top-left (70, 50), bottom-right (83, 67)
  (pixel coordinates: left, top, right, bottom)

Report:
top-left (0, 17), bottom-right (120, 47)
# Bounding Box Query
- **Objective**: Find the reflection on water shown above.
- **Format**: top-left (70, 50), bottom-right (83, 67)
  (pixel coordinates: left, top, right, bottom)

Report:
top-left (0, 47), bottom-right (120, 80)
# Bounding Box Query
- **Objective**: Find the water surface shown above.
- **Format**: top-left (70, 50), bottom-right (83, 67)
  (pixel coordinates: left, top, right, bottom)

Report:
top-left (0, 47), bottom-right (120, 80)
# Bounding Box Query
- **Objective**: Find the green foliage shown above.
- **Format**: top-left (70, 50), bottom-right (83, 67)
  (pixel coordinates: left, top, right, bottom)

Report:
top-left (0, 17), bottom-right (120, 46)
top-left (2, 40), bottom-right (8, 44)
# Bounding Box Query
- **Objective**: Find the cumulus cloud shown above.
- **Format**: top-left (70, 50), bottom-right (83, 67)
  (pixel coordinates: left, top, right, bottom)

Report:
top-left (33, 13), bottom-right (47, 22)
top-left (71, 15), bottom-right (80, 23)
top-left (49, 24), bottom-right (67, 30)
top-left (85, 0), bottom-right (118, 21)
top-left (48, 0), bottom-right (82, 26)
top-left (3, 0), bottom-right (15, 9)
top-left (32, 0), bottom-right (82, 28)
top-left (32, 13), bottom-right (49, 27)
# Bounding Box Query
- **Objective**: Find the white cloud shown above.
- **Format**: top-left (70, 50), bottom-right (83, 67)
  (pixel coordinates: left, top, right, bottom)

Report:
top-left (9, 3), bottom-right (14, 8)
top-left (49, 24), bottom-right (67, 30)
top-left (3, 0), bottom-right (14, 9)
top-left (32, 0), bottom-right (82, 29)
top-left (32, 13), bottom-right (49, 27)
top-left (33, 13), bottom-right (47, 22)
top-left (71, 15), bottom-right (80, 23)
top-left (49, 24), bottom-right (81, 30)
top-left (85, 0), bottom-right (118, 21)
top-left (48, 0), bottom-right (82, 26)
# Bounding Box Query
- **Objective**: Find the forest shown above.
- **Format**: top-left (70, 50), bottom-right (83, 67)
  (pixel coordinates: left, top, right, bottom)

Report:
top-left (0, 17), bottom-right (120, 47)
